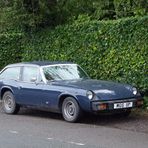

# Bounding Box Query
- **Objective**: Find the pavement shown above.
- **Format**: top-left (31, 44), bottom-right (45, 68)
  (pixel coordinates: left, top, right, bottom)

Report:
top-left (0, 102), bottom-right (148, 148)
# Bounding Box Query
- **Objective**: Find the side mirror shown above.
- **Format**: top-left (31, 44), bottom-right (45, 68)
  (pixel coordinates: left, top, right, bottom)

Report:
top-left (30, 77), bottom-right (37, 82)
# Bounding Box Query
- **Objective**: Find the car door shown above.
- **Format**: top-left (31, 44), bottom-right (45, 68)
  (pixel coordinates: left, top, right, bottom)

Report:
top-left (17, 66), bottom-right (45, 106)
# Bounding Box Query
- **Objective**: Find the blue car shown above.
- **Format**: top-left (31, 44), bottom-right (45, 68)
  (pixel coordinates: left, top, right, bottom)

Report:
top-left (0, 61), bottom-right (143, 122)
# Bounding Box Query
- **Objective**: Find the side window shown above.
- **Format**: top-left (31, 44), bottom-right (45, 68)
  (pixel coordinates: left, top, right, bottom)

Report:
top-left (22, 67), bottom-right (39, 82)
top-left (0, 67), bottom-right (20, 80)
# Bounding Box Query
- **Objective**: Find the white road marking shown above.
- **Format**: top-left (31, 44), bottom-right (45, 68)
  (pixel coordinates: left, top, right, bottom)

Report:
top-left (9, 130), bottom-right (18, 134)
top-left (68, 141), bottom-right (85, 146)
top-left (46, 137), bottom-right (85, 146)
top-left (47, 137), bottom-right (54, 140)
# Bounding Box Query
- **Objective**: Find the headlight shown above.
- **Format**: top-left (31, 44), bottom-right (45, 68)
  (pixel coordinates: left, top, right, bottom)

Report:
top-left (133, 87), bottom-right (138, 95)
top-left (86, 90), bottom-right (94, 100)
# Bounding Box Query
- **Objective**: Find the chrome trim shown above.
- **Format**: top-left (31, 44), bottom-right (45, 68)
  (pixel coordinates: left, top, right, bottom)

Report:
top-left (41, 63), bottom-right (77, 68)
top-left (39, 67), bottom-right (47, 84)
top-left (92, 98), bottom-right (143, 104)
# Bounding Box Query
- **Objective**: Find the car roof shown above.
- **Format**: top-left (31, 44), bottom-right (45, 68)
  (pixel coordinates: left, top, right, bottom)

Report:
top-left (6, 61), bottom-right (74, 67)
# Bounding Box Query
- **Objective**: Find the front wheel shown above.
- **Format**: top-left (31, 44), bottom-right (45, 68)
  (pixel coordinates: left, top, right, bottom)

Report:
top-left (62, 97), bottom-right (82, 122)
top-left (2, 91), bottom-right (20, 114)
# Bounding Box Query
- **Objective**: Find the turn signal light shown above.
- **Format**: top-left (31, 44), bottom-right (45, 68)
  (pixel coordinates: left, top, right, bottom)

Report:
top-left (98, 104), bottom-right (107, 110)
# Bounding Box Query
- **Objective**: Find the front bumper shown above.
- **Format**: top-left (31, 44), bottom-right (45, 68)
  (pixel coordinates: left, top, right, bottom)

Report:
top-left (91, 98), bottom-right (143, 112)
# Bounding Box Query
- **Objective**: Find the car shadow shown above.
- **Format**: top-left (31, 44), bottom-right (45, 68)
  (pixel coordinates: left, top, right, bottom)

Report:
top-left (18, 108), bottom-right (64, 121)
top-left (1, 105), bottom-right (147, 133)
top-left (80, 113), bottom-right (137, 125)
top-left (17, 108), bottom-right (140, 126)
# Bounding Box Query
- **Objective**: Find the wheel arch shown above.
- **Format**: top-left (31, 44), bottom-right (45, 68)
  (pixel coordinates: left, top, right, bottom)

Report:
top-left (0, 86), bottom-right (14, 100)
top-left (58, 93), bottom-right (80, 112)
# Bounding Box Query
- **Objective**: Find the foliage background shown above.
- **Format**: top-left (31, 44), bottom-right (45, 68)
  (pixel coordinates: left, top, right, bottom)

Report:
top-left (22, 16), bottom-right (148, 94)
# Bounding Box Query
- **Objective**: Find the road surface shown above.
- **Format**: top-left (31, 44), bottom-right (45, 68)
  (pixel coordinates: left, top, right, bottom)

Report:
top-left (0, 103), bottom-right (148, 148)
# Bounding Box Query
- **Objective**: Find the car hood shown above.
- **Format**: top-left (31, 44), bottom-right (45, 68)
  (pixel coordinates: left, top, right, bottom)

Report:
top-left (50, 79), bottom-right (136, 100)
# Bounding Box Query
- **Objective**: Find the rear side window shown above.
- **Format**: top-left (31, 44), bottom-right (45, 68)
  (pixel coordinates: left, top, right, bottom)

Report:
top-left (0, 67), bottom-right (20, 80)
top-left (22, 67), bottom-right (39, 82)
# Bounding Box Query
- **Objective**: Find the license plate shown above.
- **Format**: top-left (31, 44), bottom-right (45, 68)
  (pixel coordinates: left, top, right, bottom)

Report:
top-left (114, 102), bottom-right (133, 109)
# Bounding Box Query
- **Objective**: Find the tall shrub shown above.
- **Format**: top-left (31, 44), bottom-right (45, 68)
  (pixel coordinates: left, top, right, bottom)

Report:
top-left (22, 16), bottom-right (148, 93)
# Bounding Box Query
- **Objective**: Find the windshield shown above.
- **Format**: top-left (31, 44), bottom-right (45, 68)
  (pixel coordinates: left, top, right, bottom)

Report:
top-left (42, 64), bottom-right (89, 81)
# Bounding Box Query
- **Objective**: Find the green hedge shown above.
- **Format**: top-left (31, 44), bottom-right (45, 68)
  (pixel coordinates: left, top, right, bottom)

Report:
top-left (22, 16), bottom-right (148, 94)
top-left (0, 32), bottom-right (23, 69)
top-left (0, 16), bottom-right (147, 95)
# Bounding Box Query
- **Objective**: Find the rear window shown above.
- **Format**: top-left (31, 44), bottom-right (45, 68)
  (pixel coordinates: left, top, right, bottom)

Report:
top-left (0, 67), bottom-right (20, 80)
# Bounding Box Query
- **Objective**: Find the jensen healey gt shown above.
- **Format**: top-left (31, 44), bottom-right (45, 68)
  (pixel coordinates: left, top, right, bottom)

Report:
top-left (0, 61), bottom-right (143, 122)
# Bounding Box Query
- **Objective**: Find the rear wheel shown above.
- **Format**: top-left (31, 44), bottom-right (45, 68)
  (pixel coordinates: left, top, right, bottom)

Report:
top-left (2, 91), bottom-right (20, 114)
top-left (62, 97), bottom-right (82, 122)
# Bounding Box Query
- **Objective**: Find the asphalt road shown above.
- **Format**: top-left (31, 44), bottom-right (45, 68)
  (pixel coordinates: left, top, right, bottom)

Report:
top-left (0, 102), bottom-right (148, 148)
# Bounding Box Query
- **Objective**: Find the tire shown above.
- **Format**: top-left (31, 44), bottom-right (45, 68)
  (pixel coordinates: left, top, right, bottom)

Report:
top-left (62, 97), bottom-right (82, 122)
top-left (2, 91), bottom-right (20, 114)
